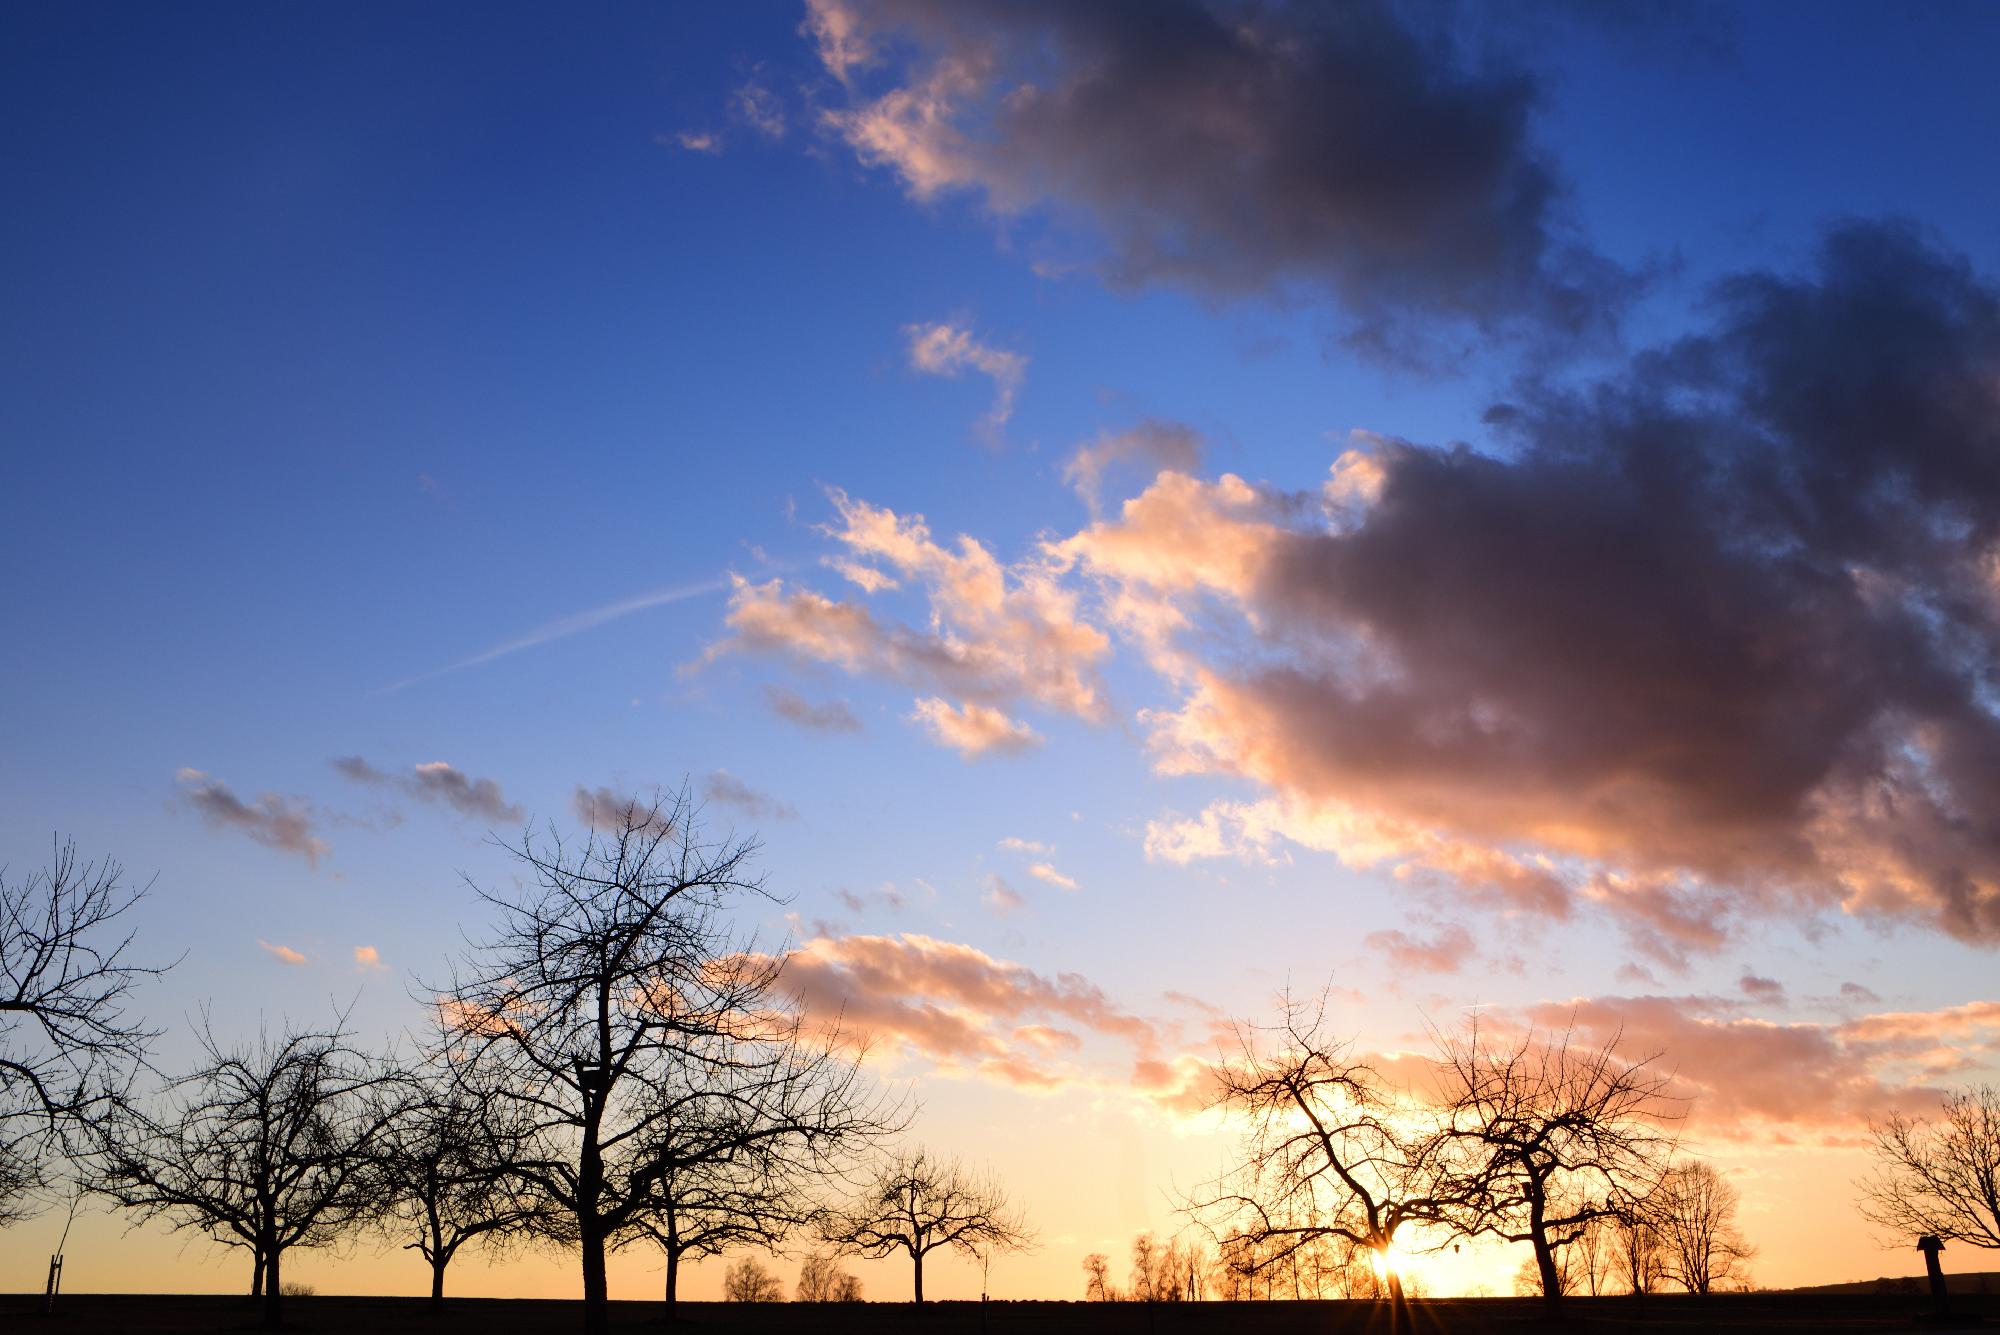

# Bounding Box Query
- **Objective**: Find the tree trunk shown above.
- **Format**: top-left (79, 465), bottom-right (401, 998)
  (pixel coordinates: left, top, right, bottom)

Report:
top-left (1532, 1232), bottom-right (1563, 1321)
top-left (431, 1255), bottom-right (447, 1306)
top-left (581, 1228), bottom-right (608, 1335)
top-left (262, 1247), bottom-right (283, 1329)
top-left (913, 1248), bottom-right (925, 1304)
top-left (250, 1247), bottom-right (264, 1299)
top-left (663, 1246), bottom-right (680, 1324)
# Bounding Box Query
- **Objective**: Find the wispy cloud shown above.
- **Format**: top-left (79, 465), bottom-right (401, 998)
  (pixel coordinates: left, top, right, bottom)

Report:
top-left (258, 939), bottom-right (308, 966)
top-left (702, 769), bottom-right (797, 822)
top-left (353, 945), bottom-right (388, 974)
top-left (178, 769), bottom-right (329, 867)
top-left (332, 757), bottom-right (524, 824)
top-left (377, 578), bottom-right (727, 695)
top-left (904, 321), bottom-right (1026, 439)
top-left (763, 684), bottom-right (863, 733)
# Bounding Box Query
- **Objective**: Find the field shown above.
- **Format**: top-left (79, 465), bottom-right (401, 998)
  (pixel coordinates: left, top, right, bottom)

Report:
top-left (5, 1293), bottom-right (1997, 1335)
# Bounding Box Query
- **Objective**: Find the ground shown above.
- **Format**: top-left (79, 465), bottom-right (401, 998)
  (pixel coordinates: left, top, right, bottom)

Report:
top-left (6, 1294), bottom-right (1999, 1334)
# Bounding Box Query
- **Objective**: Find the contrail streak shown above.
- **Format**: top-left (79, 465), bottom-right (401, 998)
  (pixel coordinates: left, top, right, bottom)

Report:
top-left (374, 577), bottom-right (730, 695)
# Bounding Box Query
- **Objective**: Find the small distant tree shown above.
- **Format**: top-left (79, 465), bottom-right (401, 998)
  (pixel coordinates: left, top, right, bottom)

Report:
top-left (1, 840), bottom-right (163, 1222)
top-left (1082, 1251), bottom-right (1116, 1300)
top-left (1652, 1159), bottom-right (1755, 1295)
top-left (822, 1147), bottom-right (1033, 1302)
top-left (1611, 1205), bottom-right (1666, 1301)
top-left (796, 1250), bottom-right (862, 1302)
top-left (1514, 1248), bottom-right (1578, 1297)
top-left (1435, 1018), bottom-right (1679, 1320)
top-left (95, 1016), bottom-right (395, 1328)
top-left (1859, 1085), bottom-right (2000, 1251)
top-left (722, 1254), bottom-right (784, 1301)
top-left (1572, 1214), bottom-right (1614, 1296)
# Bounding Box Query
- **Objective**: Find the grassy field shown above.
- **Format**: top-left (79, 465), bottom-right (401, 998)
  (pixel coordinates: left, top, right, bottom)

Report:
top-left (5, 1293), bottom-right (1997, 1334)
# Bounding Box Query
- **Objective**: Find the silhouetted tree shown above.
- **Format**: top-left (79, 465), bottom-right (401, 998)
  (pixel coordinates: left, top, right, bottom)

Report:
top-left (436, 792), bottom-right (891, 1335)
top-left (612, 1003), bottom-right (899, 1321)
top-left (795, 1250), bottom-right (862, 1302)
top-left (1191, 991), bottom-right (1465, 1305)
top-left (821, 1146), bottom-right (1033, 1302)
top-left (372, 1054), bottom-right (550, 1307)
top-left (1, 840), bottom-right (162, 1221)
top-left (1082, 1251), bottom-right (1116, 1300)
top-left (1435, 1018), bottom-right (1679, 1320)
top-left (1611, 1204), bottom-right (1666, 1301)
top-left (722, 1253), bottom-right (783, 1301)
top-left (95, 1016), bottom-right (395, 1328)
top-left (1513, 1249), bottom-right (1578, 1297)
top-left (1860, 1085), bottom-right (2000, 1251)
top-left (1652, 1159), bottom-right (1755, 1294)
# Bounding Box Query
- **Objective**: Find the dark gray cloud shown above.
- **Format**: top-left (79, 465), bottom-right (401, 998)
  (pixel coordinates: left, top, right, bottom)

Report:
top-left (1163, 220), bottom-right (2000, 947)
top-left (812, 0), bottom-right (1633, 353)
top-left (763, 683), bottom-right (863, 732)
top-left (701, 770), bottom-right (798, 823)
top-left (177, 769), bottom-right (328, 866)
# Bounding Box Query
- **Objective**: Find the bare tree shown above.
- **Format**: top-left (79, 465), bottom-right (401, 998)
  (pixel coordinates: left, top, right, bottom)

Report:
top-left (722, 1253), bottom-right (784, 1301)
top-left (1860, 1085), bottom-right (2000, 1251)
top-left (372, 1053), bottom-right (551, 1307)
top-left (1, 840), bottom-right (163, 1220)
top-left (436, 792), bottom-right (892, 1335)
top-left (95, 1016), bottom-right (396, 1328)
top-left (1610, 1205), bottom-right (1666, 1301)
top-left (1572, 1214), bottom-right (1614, 1296)
top-left (1082, 1251), bottom-right (1116, 1301)
top-left (795, 1250), bottom-right (863, 1302)
top-left (821, 1146), bottom-right (1033, 1302)
top-left (1652, 1159), bottom-right (1755, 1294)
top-left (1435, 1018), bottom-right (1679, 1320)
top-left (612, 1003), bottom-right (900, 1322)
top-left (1190, 991), bottom-right (1465, 1305)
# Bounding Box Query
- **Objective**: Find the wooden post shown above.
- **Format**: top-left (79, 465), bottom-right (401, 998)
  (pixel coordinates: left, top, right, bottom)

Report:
top-left (1916, 1235), bottom-right (1949, 1315)
top-left (45, 1253), bottom-right (64, 1315)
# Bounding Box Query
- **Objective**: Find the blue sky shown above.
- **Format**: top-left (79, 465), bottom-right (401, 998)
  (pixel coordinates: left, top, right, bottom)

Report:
top-left (6, 0), bottom-right (2000, 1301)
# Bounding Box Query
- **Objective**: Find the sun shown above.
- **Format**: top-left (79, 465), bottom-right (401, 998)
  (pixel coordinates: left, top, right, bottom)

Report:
top-left (1371, 1241), bottom-right (1424, 1288)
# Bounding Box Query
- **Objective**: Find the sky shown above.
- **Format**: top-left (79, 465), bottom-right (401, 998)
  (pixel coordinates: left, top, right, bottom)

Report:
top-left (5, 0), bottom-right (2000, 1304)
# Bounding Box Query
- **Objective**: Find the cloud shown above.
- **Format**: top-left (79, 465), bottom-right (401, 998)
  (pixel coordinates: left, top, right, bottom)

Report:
top-left (1070, 223), bottom-right (2000, 953)
top-left (904, 320), bottom-right (1027, 438)
top-left (1519, 992), bottom-right (1998, 1140)
top-left (731, 79), bottom-right (786, 139)
top-left (779, 932), bottom-right (1163, 1084)
top-left (330, 756), bottom-right (391, 784)
top-left (1026, 862), bottom-right (1077, 892)
top-left (1739, 971), bottom-right (1785, 1005)
top-left (998, 836), bottom-right (1049, 854)
top-left (379, 578), bottom-right (725, 694)
top-left (763, 684), bottom-right (863, 733)
top-left (707, 488), bottom-right (1111, 747)
top-left (258, 939), bottom-right (308, 966)
top-left (353, 945), bottom-right (388, 974)
top-left (909, 696), bottom-right (1042, 757)
top-left (335, 756), bottom-right (523, 824)
top-left (1062, 420), bottom-right (1203, 511)
top-left (568, 785), bottom-right (676, 835)
top-left (981, 875), bottom-right (1025, 915)
top-left (1364, 921), bottom-right (1477, 975)
top-left (406, 762), bottom-right (524, 823)
top-left (702, 770), bottom-right (798, 822)
top-left (178, 770), bottom-right (328, 867)
top-left (810, 0), bottom-right (1632, 353)
top-left (675, 130), bottom-right (722, 154)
